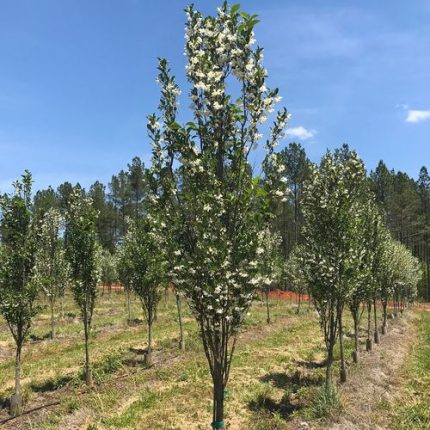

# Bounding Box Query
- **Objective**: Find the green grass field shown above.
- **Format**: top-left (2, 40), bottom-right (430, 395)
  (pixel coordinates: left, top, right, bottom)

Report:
top-left (0, 291), bottom-right (427, 429)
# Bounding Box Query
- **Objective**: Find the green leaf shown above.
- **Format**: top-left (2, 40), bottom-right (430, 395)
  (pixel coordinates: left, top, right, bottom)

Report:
top-left (231, 4), bottom-right (240, 14)
top-left (186, 122), bottom-right (198, 131)
top-left (169, 122), bottom-right (182, 130)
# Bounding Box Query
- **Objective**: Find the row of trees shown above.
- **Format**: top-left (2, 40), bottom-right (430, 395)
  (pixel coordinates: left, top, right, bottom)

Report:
top-left (299, 147), bottom-right (421, 386)
top-left (0, 176), bottom-right (100, 414)
top-left (30, 152), bottom-right (430, 302)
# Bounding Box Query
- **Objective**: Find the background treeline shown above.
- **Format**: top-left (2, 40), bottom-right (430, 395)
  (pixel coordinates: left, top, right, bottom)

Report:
top-left (30, 145), bottom-right (430, 300)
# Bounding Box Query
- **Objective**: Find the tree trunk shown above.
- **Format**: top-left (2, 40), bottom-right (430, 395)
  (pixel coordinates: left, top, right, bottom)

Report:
top-left (176, 292), bottom-right (185, 350)
top-left (265, 290), bottom-right (271, 324)
top-left (10, 344), bottom-right (23, 416)
top-left (373, 296), bottom-right (380, 344)
top-left (325, 343), bottom-right (334, 387)
top-left (352, 308), bottom-right (359, 363)
top-left (50, 299), bottom-right (56, 339)
top-left (83, 319), bottom-right (92, 386)
top-left (366, 301), bottom-right (372, 351)
top-left (297, 291), bottom-right (302, 314)
top-left (338, 307), bottom-right (347, 383)
top-left (212, 361), bottom-right (225, 429)
top-left (60, 296), bottom-right (65, 320)
top-left (126, 288), bottom-right (132, 324)
top-left (146, 321), bottom-right (153, 366)
top-left (382, 301), bottom-right (388, 335)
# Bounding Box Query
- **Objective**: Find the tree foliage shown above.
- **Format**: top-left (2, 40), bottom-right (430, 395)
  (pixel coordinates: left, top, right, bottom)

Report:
top-left (34, 207), bottom-right (70, 339)
top-left (0, 171), bottom-right (38, 414)
top-left (146, 3), bottom-right (289, 427)
top-left (65, 187), bottom-right (99, 385)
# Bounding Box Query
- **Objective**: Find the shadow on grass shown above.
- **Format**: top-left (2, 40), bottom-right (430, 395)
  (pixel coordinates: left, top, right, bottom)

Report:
top-left (295, 359), bottom-right (326, 369)
top-left (29, 332), bottom-right (52, 342)
top-left (248, 391), bottom-right (301, 420)
top-left (249, 369), bottom-right (326, 421)
top-left (260, 370), bottom-right (323, 391)
top-left (30, 374), bottom-right (73, 392)
top-left (127, 318), bottom-right (144, 327)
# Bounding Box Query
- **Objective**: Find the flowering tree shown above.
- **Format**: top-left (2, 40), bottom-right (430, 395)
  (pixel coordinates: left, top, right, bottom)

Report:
top-left (284, 245), bottom-right (308, 314)
top-left (146, 3), bottom-right (289, 427)
top-left (120, 216), bottom-right (167, 365)
top-left (348, 200), bottom-right (383, 360)
top-left (34, 207), bottom-right (70, 339)
top-left (99, 248), bottom-right (118, 297)
top-left (256, 228), bottom-right (282, 323)
top-left (0, 171), bottom-right (38, 415)
top-left (301, 148), bottom-right (367, 386)
top-left (377, 236), bottom-right (396, 334)
top-left (390, 241), bottom-right (421, 316)
top-left (65, 187), bottom-right (99, 386)
top-left (117, 244), bottom-right (135, 323)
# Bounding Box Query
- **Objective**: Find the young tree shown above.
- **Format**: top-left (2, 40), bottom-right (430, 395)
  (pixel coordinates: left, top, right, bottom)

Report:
top-left (390, 241), bottom-right (421, 315)
top-left (34, 207), bottom-right (70, 339)
top-left (120, 217), bottom-right (167, 365)
top-left (173, 284), bottom-right (186, 350)
top-left (117, 244), bottom-right (135, 324)
top-left (147, 4), bottom-right (289, 427)
top-left (99, 248), bottom-right (118, 297)
top-left (302, 149), bottom-right (367, 386)
top-left (284, 245), bottom-right (308, 314)
top-left (257, 228), bottom-right (282, 323)
top-left (0, 171), bottom-right (38, 415)
top-left (65, 187), bottom-right (99, 386)
top-left (349, 201), bottom-right (385, 360)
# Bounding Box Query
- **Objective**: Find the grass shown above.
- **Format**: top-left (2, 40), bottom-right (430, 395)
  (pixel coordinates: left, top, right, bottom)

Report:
top-left (309, 384), bottom-right (342, 419)
top-left (393, 311), bottom-right (430, 429)
top-left (0, 292), bottom-right (407, 429)
top-left (0, 291), bottom-right (315, 428)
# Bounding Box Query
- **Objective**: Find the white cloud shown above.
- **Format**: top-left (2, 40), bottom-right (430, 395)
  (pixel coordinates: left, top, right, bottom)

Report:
top-left (406, 110), bottom-right (430, 123)
top-left (285, 126), bottom-right (315, 140)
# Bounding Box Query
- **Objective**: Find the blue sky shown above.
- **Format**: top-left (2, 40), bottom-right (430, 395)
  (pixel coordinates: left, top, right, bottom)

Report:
top-left (1, 0), bottom-right (429, 192)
